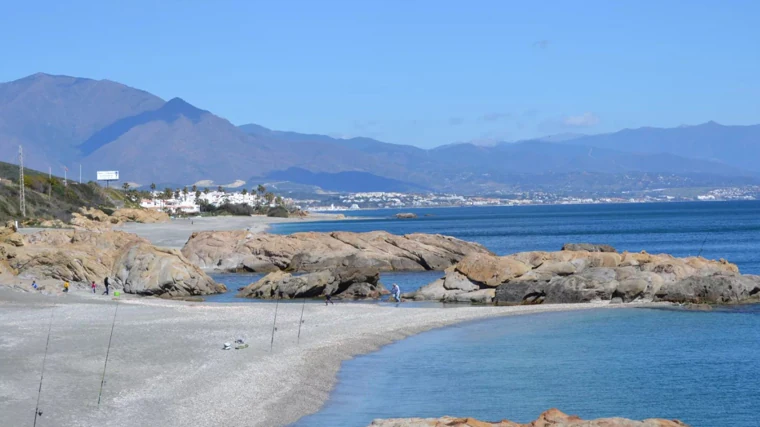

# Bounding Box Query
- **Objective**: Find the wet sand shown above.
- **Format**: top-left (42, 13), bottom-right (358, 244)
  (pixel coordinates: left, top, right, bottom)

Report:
top-left (0, 289), bottom-right (616, 427)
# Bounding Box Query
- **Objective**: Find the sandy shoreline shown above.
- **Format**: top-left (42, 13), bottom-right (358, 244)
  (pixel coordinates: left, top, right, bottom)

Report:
top-left (0, 289), bottom-right (627, 427)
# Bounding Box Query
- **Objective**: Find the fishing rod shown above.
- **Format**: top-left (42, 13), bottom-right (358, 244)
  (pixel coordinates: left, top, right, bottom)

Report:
top-left (297, 297), bottom-right (306, 345)
top-left (98, 301), bottom-right (119, 405)
top-left (270, 294), bottom-right (280, 352)
top-left (697, 236), bottom-right (708, 257)
top-left (33, 305), bottom-right (55, 427)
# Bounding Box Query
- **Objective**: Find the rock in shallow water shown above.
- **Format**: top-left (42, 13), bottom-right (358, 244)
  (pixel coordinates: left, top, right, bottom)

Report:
top-left (236, 267), bottom-right (388, 300)
top-left (367, 408), bottom-right (688, 426)
top-left (406, 247), bottom-right (756, 305)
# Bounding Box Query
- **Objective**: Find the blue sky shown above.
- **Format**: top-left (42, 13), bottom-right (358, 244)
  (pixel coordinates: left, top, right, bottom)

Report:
top-left (2, 0), bottom-right (759, 148)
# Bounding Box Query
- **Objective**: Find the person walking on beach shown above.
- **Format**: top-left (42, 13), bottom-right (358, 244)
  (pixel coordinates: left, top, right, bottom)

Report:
top-left (391, 283), bottom-right (401, 303)
top-left (63, 281), bottom-right (69, 293)
top-left (91, 281), bottom-right (97, 294)
top-left (32, 280), bottom-right (37, 290)
top-left (325, 293), bottom-right (334, 306)
top-left (103, 277), bottom-right (110, 295)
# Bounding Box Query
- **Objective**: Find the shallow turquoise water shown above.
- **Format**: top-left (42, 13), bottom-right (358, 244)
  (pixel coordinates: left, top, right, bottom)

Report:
top-left (213, 201), bottom-right (760, 426)
top-left (292, 306), bottom-right (760, 426)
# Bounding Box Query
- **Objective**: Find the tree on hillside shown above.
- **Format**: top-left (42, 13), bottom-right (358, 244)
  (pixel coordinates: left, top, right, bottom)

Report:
top-left (257, 185), bottom-right (266, 196)
top-left (182, 187), bottom-right (188, 200)
top-left (195, 190), bottom-right (201, 199)
top-left (174, 189), bottom-right (180, 200)
top-left (122, 182), bottom-right (130, 191)
top-left (150, 183), bottom-right (156, 200)
top-left (275, 195), bottom-right (283, 206)
top-left (265, 192), bottom-right (275, 204)
top-left (191, 184), bottom-right (197, 193)
top-left (163, 188), bottom-right (172, 200)
top-left (203, 187), bottom-right (209, 195)
top-left (241, 188), bottom-right (247, 196)
top-left (217, 185), bottom-right (224, 193)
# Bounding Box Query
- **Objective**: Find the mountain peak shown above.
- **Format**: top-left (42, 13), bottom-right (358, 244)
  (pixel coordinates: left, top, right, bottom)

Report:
top-left (160, 97), bottom-right (208, 121)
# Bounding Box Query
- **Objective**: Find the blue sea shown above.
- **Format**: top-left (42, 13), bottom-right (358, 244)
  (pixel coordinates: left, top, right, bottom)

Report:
top-left (212, 201), bottom-right (760, 426)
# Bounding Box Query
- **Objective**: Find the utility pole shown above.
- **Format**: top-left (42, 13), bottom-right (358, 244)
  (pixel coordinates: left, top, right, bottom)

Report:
top-left (18, 146), bottom-right (25, 217)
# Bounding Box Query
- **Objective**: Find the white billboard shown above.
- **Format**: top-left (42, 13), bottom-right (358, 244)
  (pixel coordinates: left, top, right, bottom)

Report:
top-left (97, 171), bottom-right (119, 181)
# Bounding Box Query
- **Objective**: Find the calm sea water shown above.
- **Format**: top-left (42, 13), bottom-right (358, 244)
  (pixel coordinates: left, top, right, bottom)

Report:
top-left (275, 201), bottom-right (760, 274)
top-left (292, 307), bottom-right (760, 427)
top-left (270, 202), bottom-right (760, 426)
top-left (209, 202), bottom-right (760, 302)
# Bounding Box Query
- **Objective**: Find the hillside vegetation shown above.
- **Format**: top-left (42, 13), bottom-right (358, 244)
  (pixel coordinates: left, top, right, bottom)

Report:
top-left (0, 161), bottom-right (127, 223)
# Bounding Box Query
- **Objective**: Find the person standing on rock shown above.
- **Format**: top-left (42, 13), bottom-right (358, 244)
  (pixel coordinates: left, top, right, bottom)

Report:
top-left (391, 284), bottom-right (401, 303)
top-left (63, 281), bottom-right (69, 293)
top-left (91, 281), bottom-right (97, 294)
top-left (103, 277), bottom-right (110, 295)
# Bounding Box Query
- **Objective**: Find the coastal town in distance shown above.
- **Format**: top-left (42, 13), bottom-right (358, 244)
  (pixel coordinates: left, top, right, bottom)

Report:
top-left (141, 184), bottom-right (760, 214)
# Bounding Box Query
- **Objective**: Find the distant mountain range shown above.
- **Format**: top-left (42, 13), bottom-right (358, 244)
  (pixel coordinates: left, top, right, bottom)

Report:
top-left (1, 73), bottom-right (758, 194)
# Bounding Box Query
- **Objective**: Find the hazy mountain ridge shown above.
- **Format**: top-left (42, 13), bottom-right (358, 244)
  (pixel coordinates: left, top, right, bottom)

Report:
top-left (0, 72), bottom-right (758, 193)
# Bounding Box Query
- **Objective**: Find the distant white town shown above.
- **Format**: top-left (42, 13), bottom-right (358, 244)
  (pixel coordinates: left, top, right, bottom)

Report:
top-left (139, 186), bottom-right (760, 214)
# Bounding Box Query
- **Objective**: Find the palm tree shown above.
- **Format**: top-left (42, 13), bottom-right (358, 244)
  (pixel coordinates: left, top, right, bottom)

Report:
top-left (257, 185), bottom-right (266, 196)
top-left (217, 185), bottom-right (224, 193)
top-left (191, 184), bottom-right (197, 193)
top-left (174, 189), bottom-right (180, 200)
top-left (275, 195), bottom-right (283, 206)
top-left (241, 188), bottom-right (248, 196)
top-left (182, 186), bottom-right (189, 200)
top-left (150, 183), bottom-right (156, 200)
top-left (265, 192), bottom-right (275, 204)
top-left (122, 182), bottom-right (130, 191)
top-left (195, 190), bottom-right (201, 199)
top-left (203, 187), bottom-right (210, 195)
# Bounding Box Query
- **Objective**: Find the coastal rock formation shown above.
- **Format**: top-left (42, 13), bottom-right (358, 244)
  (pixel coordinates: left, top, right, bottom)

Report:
top-left (69, 207), bottom-right (169, 230)
top-left (236, 267), bottom-right (387, 300)
top-left (111, 208), bottom-right (170, 224)
top-left (405, 247), bottom-right (757, 305)
top-left (367, 408), bottom-right (688, 426)
top-left (0, 228), bottom-right (224, 297)
top-left (182, 230), bottom-right (492, 273)
top-left (395, 213), bottom-right (418, 219)
top-left (561, 243), bottom-right (616, 252)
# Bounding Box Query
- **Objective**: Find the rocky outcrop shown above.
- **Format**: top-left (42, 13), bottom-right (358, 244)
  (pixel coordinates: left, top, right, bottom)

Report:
top-left (69, 207), bottom-right (169, 230)
top-left (0, 228), bottom-right (224, 297)
top-left (182, 231), bottom-right (493, 273)
top-left (111, 208), bottom-right (170, 224)
top-left (562, 243), bottom-right (616, 252)
top-left (367, 409), bottom-right (687, 426)
top-left (405, 247), bottom-right (756, 305)
top-left (236, 267), bottom-right (387, 300)
top-left (395, 213), bottom-right (418, 219)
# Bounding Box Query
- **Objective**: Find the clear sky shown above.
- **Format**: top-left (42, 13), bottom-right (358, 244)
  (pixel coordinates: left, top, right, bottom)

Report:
top-left (2, 0), bottom-right (759, 148)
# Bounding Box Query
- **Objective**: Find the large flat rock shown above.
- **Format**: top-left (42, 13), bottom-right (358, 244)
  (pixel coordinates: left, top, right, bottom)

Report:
top-left (182, 230), bottom-right (493, 272)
